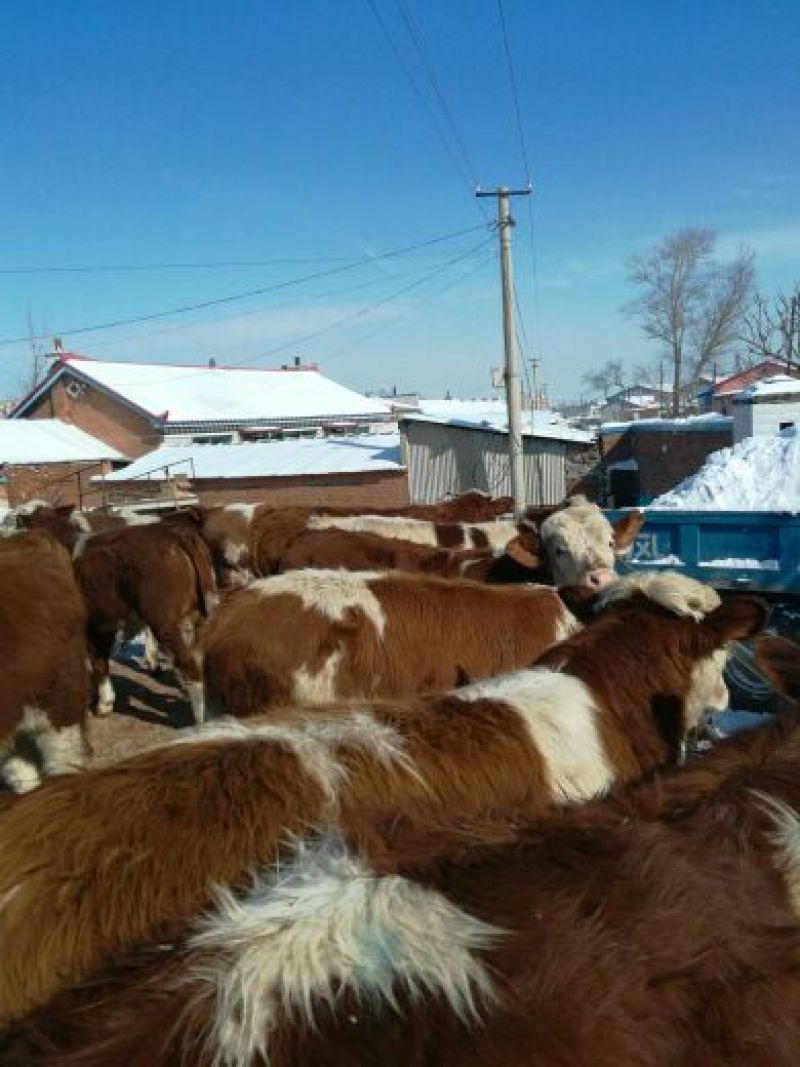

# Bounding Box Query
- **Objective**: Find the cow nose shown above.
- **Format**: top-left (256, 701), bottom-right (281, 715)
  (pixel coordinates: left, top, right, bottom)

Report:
top-left (586, 567), bottom-right (616, 591)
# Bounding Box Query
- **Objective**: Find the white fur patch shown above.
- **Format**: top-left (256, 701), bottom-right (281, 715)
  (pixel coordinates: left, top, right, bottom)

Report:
top-left (69, 510), bottom-right (92, 533)
top-left (466, 520), bottom-right (518, 551)
top-left (71, 532), bottom-right (92, 560)
top-left (189, 834), bottom-right (500, 1067)
top-left (253, 570), bottom-right (387, 638)
top-left (309, 513), bottom-right (440, 546)
top-left (0, 756), bottom-right (41, 793)
top-left (223, 541), bottom-right (250, 567)
top-left (224, 503), bottom-right (258, 522)
top-left (96, 676), bottom-right (115, 716)
top-left (293, 648), bottom-right (344, 705)
top-left (599, 571), bottom-right (721, 620)
top-left (753, 792), bottom-right (800, 917)
top-left (456, 669), bottom-right (615, 803)
top-left (685, 649), bottom-right (729, 727)
top-left (187, 681), bottom-right (207, 725)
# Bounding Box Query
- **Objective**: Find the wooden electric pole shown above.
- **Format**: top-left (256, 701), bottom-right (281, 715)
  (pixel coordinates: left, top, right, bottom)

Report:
top-left (476, 184), bottom-right (531, 517)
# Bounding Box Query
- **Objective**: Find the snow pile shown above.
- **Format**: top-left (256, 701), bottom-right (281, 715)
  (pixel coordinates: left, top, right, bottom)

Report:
top-left (651, 428), bottom-right (800, 511)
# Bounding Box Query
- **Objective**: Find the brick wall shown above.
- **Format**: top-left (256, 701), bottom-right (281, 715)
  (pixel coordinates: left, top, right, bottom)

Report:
top-left (4, 460), bottom-right (115, 508)
top-left (599, 427), bottom-right (732, 501)
top-left (106, 469), bottom-right (410, 510)
top-left (26, 375), bottom-right (161, 458)
top-left (632, 430), bottom-right (732, 497)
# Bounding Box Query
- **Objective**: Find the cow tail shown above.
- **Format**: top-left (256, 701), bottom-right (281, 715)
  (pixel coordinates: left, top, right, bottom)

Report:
top-left (174, 528), bottom-right (217, 617)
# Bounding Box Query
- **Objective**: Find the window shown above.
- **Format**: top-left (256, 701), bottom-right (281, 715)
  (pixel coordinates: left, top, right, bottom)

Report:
top-left (780, 421), bottom-right (795, 431)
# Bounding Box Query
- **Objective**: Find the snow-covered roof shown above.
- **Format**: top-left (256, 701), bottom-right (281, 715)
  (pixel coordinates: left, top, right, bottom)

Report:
top-left (14, 355), bottom-right (391, 426)
top-left (102, 433), bottom-right (403, 482)
top-left (0, 419), bottom-right (125, 464)
top-left (737, 375), bottom-right (800, 402)
top-left (650, 427), bottom-right (800, 511)
top-left (600, 414), bottom-right (732, 434)
top-left (406, 398), bottom-right (594, 443)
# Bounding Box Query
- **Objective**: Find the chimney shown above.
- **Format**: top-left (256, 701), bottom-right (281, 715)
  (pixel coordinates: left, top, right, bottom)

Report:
top-left (294, 356), bottom-right (301, 368)
top-left (208, 358), bottom-right (217, 369)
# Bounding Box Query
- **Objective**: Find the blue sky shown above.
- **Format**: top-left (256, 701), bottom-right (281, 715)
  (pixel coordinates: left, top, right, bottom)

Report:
top-left (2, 0), bottom-right (798, 404)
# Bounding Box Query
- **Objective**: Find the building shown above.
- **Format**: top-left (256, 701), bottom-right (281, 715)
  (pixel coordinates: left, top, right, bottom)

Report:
top-left (598, 416), bottom-right (733, 506)
top-left (733, 376), bottom-right (800, 442)
top-left (599, 384), bottom-right (670, 423)
top-left (696, 360), bottom-right (800, 415)
top-left (96, 433), bottom-right (408, 510)
top-left (11, 353), bottom-right (393, 458)
top-left (0, 419), bottom-right (126, 508)
top-left (399, 407), bottom-right (595, 505)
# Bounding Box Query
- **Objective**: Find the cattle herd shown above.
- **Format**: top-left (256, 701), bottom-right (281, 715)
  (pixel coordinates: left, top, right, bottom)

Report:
top-left (1, 489), bottom-right (800, 1064)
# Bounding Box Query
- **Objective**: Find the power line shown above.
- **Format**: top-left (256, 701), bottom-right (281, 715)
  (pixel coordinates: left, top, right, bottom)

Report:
top-left (393, 0), bottom-right (482, 190)
top-left (0, 256), bottom-right (360, 276)
top-left (0, 224), bottom-right (484, 348)
top-left (78, 251), bottom-right (485, 352)
top-left (496, 0), bottom-right (544, 364)
top-left (365, 0), bottom-right (490, 224)
top-left (79, 234), bottom-right (496, 395)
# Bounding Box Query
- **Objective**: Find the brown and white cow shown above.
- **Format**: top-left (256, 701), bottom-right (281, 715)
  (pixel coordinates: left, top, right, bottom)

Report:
top-left (197, 570), bottom-right (584, 719)
top-left (0, 531), bottom-right (89, 794)
top-left (74, 524), bottom-right (217, 722)
top-left (0, 572), bottom-right (761, 1026)
top-left (204, 495), bottom-right (642, 588)
top-left (8, 627), bottom-right (795, 1067)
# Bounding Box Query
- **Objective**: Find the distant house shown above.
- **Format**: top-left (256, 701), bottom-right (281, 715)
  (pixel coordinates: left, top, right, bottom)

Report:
top-left (733, 375), bottom-right (800, 442)
top-left (697, 360), bottom-right (800, 415)
top-left (599, 384), bottom-right (670, 423)
top-left (11, 353), bottom-right (393, 459)
top-left (0, 419), bottom-right (125, 508)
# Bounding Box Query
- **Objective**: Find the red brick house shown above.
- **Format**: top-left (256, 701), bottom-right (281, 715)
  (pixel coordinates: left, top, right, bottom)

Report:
top-left (697, 360), bottom-right (800, 415)
top-left (11, 353), bottom-right (393, 458)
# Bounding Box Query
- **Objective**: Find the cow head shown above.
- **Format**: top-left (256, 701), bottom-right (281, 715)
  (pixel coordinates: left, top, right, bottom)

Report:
top-left (538, 496), bottom-right (638, 587)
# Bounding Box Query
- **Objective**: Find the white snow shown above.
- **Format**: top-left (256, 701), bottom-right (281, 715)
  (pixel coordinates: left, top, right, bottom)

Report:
top-left (0, 419), bottom-right (125, 463)
top-left (601, 413), bottom-right (731, 433)
top-left (650, 427), bottom-right (800, 511)
top-left (409, 399), bottom-right (593, 443)
top-left (699, 558), bottom-right (780, 571)
top-left (102, 434), bottom-right (403, 482)
top-left (739, 375), bottom-right (800, 400)
top-left (629, 554), bottom-right (685, 567)
top-left (20, 357), bottom-right (391, 425)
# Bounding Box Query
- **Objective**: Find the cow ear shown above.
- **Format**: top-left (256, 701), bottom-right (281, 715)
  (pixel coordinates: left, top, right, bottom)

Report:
top-left (612, 510), bottom-right (644, 553)
top-left (754, 635), bottom-right (800, 701)
top-left (505, 536), bottom-right (542, 570)
top-left (701, 596), bottom-right (769, 645)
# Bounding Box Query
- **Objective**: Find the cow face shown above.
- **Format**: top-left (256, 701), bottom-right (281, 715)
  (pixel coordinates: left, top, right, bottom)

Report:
top-left (539, 500), bottom-right (618, 587)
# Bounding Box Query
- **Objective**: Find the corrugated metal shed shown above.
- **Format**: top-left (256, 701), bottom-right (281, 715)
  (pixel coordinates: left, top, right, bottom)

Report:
top-left (400, 418), bottom-right (569, 505)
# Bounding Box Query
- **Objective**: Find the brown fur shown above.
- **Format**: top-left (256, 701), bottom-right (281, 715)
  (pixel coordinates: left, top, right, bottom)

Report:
top-left (74, 524), bottom-right (216, 715)
top-left (0, 537), bottom-right (89, 781)
top-left (0, 593), bottom-right (763, 1027)
top-left (276, 529), bottom-right (494, 576)
top-left (199, 573), bottom-right (574, 716)
top-left (8, 636), bottom-right (800, 1067)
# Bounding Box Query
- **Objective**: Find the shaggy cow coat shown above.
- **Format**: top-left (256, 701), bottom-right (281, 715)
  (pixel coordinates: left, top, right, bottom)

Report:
top-left (0, 575), bottom-right (763, 1027)
top-left (8, 632), bottom-right (800, 1067)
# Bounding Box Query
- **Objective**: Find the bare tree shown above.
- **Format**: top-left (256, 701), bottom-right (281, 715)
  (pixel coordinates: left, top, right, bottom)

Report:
top-left (581, 359), bottom-right (624, 401)
top-left (740, 285), bottom-right (800, 368)
top-left (624, 229), bottom-right (754, 416)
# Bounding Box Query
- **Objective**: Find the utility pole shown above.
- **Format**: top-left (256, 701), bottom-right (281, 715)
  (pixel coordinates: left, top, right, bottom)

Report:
top-left (476, 184), bottom-right (531, 517)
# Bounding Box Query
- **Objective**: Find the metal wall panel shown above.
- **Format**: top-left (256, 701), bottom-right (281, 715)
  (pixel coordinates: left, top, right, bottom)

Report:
top-left (401, 420), bottom-right (566, 504)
